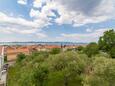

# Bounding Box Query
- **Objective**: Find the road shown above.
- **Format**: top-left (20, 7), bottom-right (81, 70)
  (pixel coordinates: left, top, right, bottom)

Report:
top-left (0, 71), bottom-right (7, 86)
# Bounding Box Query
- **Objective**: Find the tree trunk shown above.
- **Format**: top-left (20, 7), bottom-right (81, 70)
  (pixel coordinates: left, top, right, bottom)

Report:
top-left (64, 76), bottom-right (68, 86)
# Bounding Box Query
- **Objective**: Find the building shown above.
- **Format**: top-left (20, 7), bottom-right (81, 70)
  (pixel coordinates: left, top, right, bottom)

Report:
top-left (4, 44), bottom-right (84, 62)
top-left (5, 46), bottom-right (30, 62)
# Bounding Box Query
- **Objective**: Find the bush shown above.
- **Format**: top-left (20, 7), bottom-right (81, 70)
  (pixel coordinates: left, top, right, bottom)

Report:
top-left (8, 51), bottom-right (88, 86)
top-left (46, 51), bottom-right (88, 86)
top-left (32, 51), bottom-right (49, 58)
top-left (33, 65), bottom-right (49, 86)
top-left (84, 42), bottom-right (99, 57)
top-left (77, 46), bottom-right (84, 51)
top-left (8, 48), bottom-right (115, 86)
top-left (83, 57), bottom-right (115, 86)
top-left (109, 46), bottom-right (115, 58)
top-left (17, 53), bottom-right (26, 62)
top-left (50, 48), bottom-right (61, 54)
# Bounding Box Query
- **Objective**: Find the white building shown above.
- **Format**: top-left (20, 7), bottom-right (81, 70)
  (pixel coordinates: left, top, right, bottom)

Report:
top-left (0, 46), bottom-right (4, 79)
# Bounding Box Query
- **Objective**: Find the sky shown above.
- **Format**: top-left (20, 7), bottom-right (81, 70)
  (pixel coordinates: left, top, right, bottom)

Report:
top-left (0, 0), bottom-right (115, 43)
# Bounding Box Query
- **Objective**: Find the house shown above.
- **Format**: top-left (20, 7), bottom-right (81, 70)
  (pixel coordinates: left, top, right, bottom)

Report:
top-left (44, 45), bottom-right (61, 51)
top-left (4, 44), bottom-right (84, 62)
top-left (0, 46), bottom-right (2, 54)
top-left (6, 46), bottom-right (30, 62)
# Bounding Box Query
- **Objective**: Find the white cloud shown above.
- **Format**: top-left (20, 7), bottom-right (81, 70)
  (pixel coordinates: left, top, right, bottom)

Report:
top-left (17, 0), bottom-right (27, 5)
top-left (59, 28), bottom-right (109, 42)
top-left (0, 12), bottom-right (38, 28)
top-left (0, 12), bottom-right (52, 35)
top-left (31, 0), bottom-right (115, 27)
top-left (0, 0), bottom-right (115, 42)
top-left (33, 0), bottom-right (43, 8)
top-left (29, 4), bottom-right (56, 27)
top-left (33, 0), bottom-right (50, 8)
top-left (0, 26), bottom-right (38, 34)
top-left (86, 28), bottom-right (92, 32)
top-left (17, 0), bottom-right (115, 28)
top-left (53, 0), bottom-right (115, 26)
top-left (0, 12), bottom-right (49, 41)
top-left (36, 33), bottom-right (47, 39)
top-left (30, 9), bottom-right (40, 18)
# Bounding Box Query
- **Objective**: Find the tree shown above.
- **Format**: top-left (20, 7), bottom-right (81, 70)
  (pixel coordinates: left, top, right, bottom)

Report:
top-left (85, 42), bottom-right (99, 57)
top-left (17, 53), bottom-right (26, 62)
top-left (98, 29), bottom-right (115, 58)
top-left (83, 57), bottom-right (115, 86)
top-left (50, 48), bottom-right (61, 54)
top-left (98, 29), bottom-right (115, 51)
top-left (77, 46), bottom-right (84, 51)
top-left (109, 46), bottom-right (115, 58)
top-left (47, 52), bottom-right (87, 86)
top-left (33, 66), bottom-right (49, 86)
top-left (4, 55), bottom-right (7, 62)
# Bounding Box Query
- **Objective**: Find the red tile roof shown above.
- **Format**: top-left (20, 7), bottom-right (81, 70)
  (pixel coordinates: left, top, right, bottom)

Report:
top-left (44, 45), bottom-right (61, 49)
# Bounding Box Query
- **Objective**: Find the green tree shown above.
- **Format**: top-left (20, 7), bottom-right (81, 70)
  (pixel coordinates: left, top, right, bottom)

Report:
top-left (17, 53), bottom-right (26, 62)
top-left (98, 29), bottom-right (115, 58)
top-left (77, 46), bottom-right (84, 51)
top-left (33, 65), bottom-right (49, 86)
top-left (84, 42), bottom-right (99, 57)
top-left (98, 29), bottom-right (115, 51)
top-left (50, 48), bottom-right (61, 54)
top-left (83, 57), bottom-right (115, 86)
top-left (4, 55), bottom-right (7, 62)
top-left (109, 46), bottom-right (115, 58)
top-left (47, 52), bottom-right (87, 86)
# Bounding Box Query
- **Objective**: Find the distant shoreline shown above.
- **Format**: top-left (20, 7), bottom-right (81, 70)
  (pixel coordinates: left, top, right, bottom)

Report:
top-left (0, 42), bottom-right (87, 46)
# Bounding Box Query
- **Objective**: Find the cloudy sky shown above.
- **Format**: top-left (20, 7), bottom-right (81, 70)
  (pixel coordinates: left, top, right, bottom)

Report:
top-left (0, 0), bottom-right (115, 42)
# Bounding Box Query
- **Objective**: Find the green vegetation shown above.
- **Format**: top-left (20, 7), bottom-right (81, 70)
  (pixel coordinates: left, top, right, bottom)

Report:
top-left (84, 42), bottom-right (99, 57)
top-left (4, 55), bottom-right (7, 62)
top-left (77, 46), bottom-right (84, 52)
top-left (16, 53), bottom-right (27, 62)
top-left (8, 51), bottom-right (88, 86)
top-left (7, 29), bottom-right (115, 86)
top-left (98, 29), bottom-right (115, 58)
top-left (50, 48), bottom-right (61, 54)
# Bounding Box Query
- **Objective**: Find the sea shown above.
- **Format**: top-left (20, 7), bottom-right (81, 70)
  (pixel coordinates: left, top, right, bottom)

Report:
top-left (0, 42), bottom-right (87, 46)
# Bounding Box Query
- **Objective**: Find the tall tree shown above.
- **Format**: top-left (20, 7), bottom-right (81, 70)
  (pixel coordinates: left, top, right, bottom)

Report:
top-left (98, 29), bottom-right (115, 58)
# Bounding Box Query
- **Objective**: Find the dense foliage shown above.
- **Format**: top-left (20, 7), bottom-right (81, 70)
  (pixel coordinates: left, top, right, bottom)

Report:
top-left (50, 48), bottom-right (61, 54)
top-left (8, 51), bottom-right (87, 86)
top-left (16, 53), bottom-right (27, 62)
top-left (84, 42), bottom-right (99, 57)
top-left (98, 29), bottom-right (115, 58)
top-left (7, 29), bottom-right (115, 86)
top-left (7, 51), bottom-right (115, 86)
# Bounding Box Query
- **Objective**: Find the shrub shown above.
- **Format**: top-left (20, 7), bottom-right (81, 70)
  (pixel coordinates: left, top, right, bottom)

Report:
top-left (83, 57), bottom-right (115, 86)
top-left (17, 53), bottom-right (26, 62)
top-left (77, 46), bottom-right (84, 51)
top-left (84, 42), bottom-right (99, 57)
top-left (47, 51), bottom-right (88, 86)
top-left (50, 48), bottom-right (61, 54)
top-left (109, 46), bottom-right (115, 58)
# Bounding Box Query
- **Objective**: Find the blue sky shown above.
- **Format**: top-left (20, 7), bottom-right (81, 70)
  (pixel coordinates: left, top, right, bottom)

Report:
top-left (0, 0), bottom-right (115, 42)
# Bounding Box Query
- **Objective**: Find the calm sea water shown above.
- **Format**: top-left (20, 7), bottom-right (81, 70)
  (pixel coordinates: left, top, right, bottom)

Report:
top-left (0, 42), bottom-right (87, 46)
